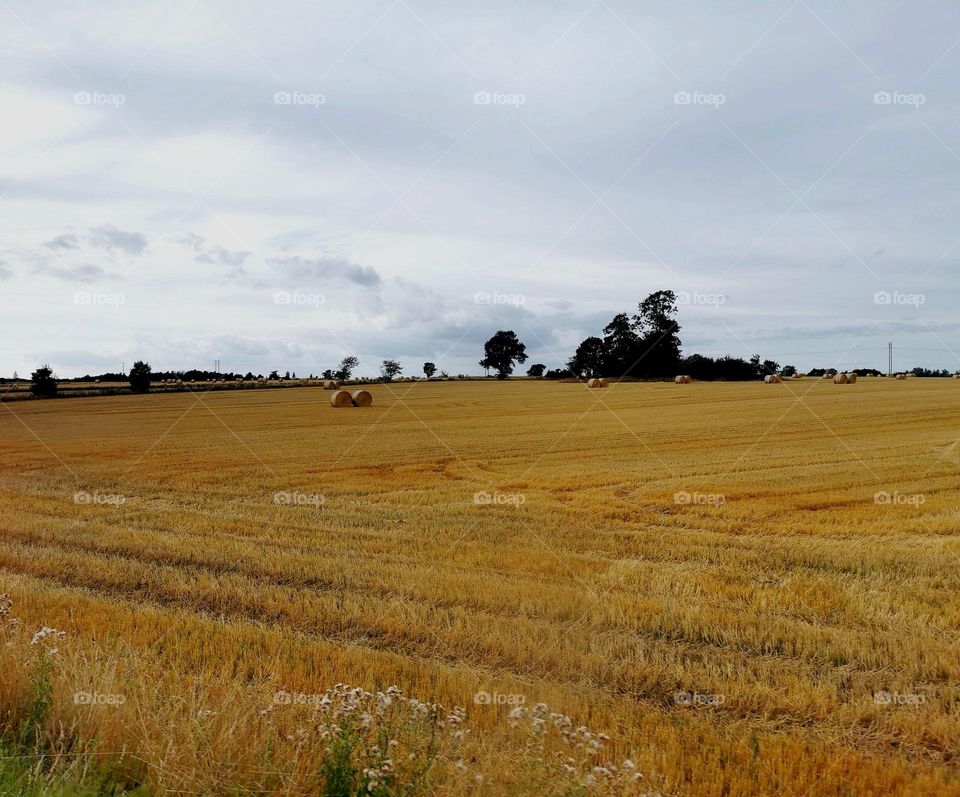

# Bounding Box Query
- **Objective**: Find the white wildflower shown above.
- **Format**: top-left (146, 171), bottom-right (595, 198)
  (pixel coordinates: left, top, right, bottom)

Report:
top-left (31, 626), bottom-right (66, 646)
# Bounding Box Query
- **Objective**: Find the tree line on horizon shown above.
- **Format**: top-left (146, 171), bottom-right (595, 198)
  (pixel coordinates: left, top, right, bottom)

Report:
top-left (484, 290), bottom-right (789, 381)
top-left (12, 289), bottom-right (960, 397)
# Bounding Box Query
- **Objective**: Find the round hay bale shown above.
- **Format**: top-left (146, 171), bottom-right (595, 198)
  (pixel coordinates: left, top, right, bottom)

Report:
top-left (674, 375), bottom-right (688, 384)
top-left (954, 374), bottom-right (960, 379)
top-left (330, 389), bottom-right (352, 408)
top-left (764, 375), bottom-right (782, 384)
top-left (351, 389), bottom-right (373, 407)
top-left (834, 373), bottom-right (849, 384)
top-left (587, 378), bottom-right (600, 388)
top-left (322, 380), bottom-right (335, 390)
top-left (847, 373), bottom-right (858, 383)
top-left (896, 374), bottom-right (907, 380)
top-left (598, 378), bottom-right (610, 387)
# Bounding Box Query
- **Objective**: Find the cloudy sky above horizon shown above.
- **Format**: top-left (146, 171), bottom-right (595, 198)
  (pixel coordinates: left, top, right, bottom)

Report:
top-left (2, 0), bottom-right (960, 378)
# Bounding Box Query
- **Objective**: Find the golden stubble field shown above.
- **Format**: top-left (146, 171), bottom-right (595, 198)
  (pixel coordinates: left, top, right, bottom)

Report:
top-left (1, 378), bottom-right (959, 795)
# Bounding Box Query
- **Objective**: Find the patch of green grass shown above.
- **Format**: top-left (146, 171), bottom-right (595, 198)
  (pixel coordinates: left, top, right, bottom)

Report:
top-left (1, 656), bottom-right (148, 797)
top-left (0, 744), bottom-right (148, 797)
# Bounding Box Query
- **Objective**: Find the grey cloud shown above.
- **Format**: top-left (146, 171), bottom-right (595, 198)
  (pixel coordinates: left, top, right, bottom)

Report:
top-left (196, 247), bottom-right (251, 268)
top-left (88, 225), bottom-right (148, 256)
top-left (269, 255), bottom-right (381, 287)
top-left (0, 262), bottom-right (11, 280)
top-left (44, 233), bottom-right (80, 251)
top-left (42, 225), bottom-right (148, 256)
top-left (176, 233), bottom-right (206, 252)
top-left (33, 263), bottom-right (109, 283)
top-left (173, 233), bottom-right (250, 271)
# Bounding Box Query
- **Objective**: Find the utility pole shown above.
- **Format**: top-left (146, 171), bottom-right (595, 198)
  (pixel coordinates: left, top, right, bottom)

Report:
top-left (888, 342), bottom-right (893, 377)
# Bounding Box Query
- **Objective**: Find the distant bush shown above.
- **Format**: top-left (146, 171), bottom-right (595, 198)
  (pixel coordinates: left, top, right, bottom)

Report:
top-left (544, 368), bottom-right (572, 380)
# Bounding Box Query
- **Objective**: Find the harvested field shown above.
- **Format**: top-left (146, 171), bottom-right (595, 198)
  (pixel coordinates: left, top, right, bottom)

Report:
top-left (1, 379), bottom-right (959, 795)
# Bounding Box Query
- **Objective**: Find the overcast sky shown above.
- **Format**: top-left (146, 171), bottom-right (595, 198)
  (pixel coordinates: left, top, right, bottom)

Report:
top-left (2, 0), bottom-right (959, 377)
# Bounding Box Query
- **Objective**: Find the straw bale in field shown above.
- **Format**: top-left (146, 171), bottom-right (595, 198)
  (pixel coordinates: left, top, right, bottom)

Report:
top-left (330, 389), bottom-right (352, 407)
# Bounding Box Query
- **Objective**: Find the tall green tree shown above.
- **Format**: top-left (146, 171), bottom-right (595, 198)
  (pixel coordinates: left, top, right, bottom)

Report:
top-left (380, 360), bottom-right (402, 381)
top-left (602, 312), bottom-right (639, 376)
top-left (335, 356), bottom-right (360, 382)
top-left (479, 331), bottom-right (527, 379)
top-left (631, 290), bottom-right (682, 377)
top-left (423, 362), bottom-right (437, 379)
top-left (129, 361), bottom-right (152, 393)
top-left (30, 365), bottom-right (58, 398)
top-left (567, 336), bottom-right (606, 378)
